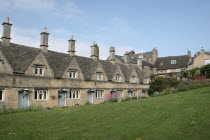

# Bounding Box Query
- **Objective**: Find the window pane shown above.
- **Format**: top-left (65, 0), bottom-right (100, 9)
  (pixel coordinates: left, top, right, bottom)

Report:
top-left (0, 91), bottom-right (2, 100)
top-left (44, 91), bottom-right (47, 99)
top-left (35, 91), bottom-right (37, 100)
top-left (40, 68), bottom-right (43, 75)
top-left (35, 68), bottom-right (38, 75)
top-left (69, 91), bottom-right (72, 98)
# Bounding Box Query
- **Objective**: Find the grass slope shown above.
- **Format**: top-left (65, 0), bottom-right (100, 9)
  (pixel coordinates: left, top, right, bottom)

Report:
top-left (0, 87), bottom-right (210, 140)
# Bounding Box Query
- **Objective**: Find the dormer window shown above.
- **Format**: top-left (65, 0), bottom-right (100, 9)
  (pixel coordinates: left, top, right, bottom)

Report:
top-left (171, 60), bottom-right (176, 64)
top-left (70, 71), bottom-right (76, 79)
top-left (115, 74), bottom-right (122, 82)
top-left (69, 69), bottom-right (77, 79)
top-left (131, 76), bottom-right (137, 83)
top-left (34, 66), bottom-right (44, 76)
top-left (144, 78), bottom-right (149, 84)
top-left (96, 72), bottom-right (103, 80)
top-left (160, 62), bottom-right (163, 66)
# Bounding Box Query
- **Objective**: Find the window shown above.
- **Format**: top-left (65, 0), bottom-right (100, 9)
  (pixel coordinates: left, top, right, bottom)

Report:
top-left (69, 90), bottom-right (80, 99)
top-left (160, 62), bottom-right (163, 66)
top-left (34, 90), bottom-right (47, 100)
top-left (96, 72), bottom-right (103, 80)
top-left (115, 75), bottom-right (122, 82)
top-left (117, 90), bottom-right (123, 97)
top-left (0, 90), bottom-right (3, 101)
top-left (167, 69), bottom-right (171, 73)
top-left (96, 90), bottom-right (104, 98)
top-left (171, 60), bottom-right (176, 64)
top-left (132, 76), bottom-right (137, 83)
top-left (70, 71), bottom-right (77, 79)
top-left (176, 69), bottom-right (180, 72)
top-left (133, 91), bottom-right (137, 97)
top-left (205, 60), bottom-right (210, 65)
top-left (35, 67), bottom-right (44, 76)
top-left (144, 78), bottom-right (149, 84)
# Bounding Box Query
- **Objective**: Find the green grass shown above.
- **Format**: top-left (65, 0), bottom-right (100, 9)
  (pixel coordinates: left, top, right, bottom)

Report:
top-left (1, 87), bottom-right (210, 140)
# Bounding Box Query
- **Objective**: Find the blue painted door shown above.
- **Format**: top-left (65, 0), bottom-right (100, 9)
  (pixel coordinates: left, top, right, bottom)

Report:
top-left (58, 93), bottom-right (66, 107)
top-left (18, 93), bottom-right (29, 108)
top-left (88, 93), bottom-right (93, 104)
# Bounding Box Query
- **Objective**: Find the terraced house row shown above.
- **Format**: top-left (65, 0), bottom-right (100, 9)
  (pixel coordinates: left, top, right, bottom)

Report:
top-left (0, 18), bottom-right (150, 109)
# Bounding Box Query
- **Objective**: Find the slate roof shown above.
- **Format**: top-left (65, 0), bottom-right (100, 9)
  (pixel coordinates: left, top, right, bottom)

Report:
top-left (154, 55), bottom-right (191, 70)
top-left (44, 50), bottom-right (73, 78)
top-left (115, 55), bottom-right (154, 68)
top-left (134, 51), bottom-right (153, 58)
top-left (75, 56), bottom-right (99, 80)
top-left (0, 42), bottom-right (40, 73)
top-left (0, 42), bottom-right (146, 82)
top-left (99, 60), bottom-right (116, 81)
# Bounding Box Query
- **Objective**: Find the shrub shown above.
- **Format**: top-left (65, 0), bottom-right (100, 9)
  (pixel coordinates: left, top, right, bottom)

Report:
top-left (122, 97), bottom-right (131, 102)
top-left (163, 88), bottom-right (173, 94)
top-left (148, 88), bottom-right (154, 96)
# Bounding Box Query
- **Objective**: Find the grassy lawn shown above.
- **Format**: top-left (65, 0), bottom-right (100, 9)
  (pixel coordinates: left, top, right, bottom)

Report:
top-left (0, 87), bottom-right (210, 140)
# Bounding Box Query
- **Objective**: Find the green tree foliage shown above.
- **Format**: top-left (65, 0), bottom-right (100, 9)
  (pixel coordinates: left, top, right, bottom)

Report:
top-left (149, 77), bottom-right (180, 95)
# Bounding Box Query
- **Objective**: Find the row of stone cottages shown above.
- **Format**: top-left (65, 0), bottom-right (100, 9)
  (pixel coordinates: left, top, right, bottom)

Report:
top-left (0, 18), bottom-right (150, 109)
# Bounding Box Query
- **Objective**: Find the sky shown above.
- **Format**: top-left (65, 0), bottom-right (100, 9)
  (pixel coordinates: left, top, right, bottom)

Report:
top-left (0, 0), bottom-right (210, 59)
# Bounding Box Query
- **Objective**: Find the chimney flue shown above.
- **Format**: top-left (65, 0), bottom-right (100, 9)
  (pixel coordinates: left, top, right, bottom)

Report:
top-left (124, 51), bottom-right (129, 64)
top-left (138, 53), bottom-right (143, 69)
top-left (1, 17), bottom-right (12, 46)
top-left (68, 35), bottom-right (76, 56)
top-left (40, 27), bottom-right (49, 52)
top-left (91, 41), bottom-right (99, 61)
top-left (109, 46), bottom-right (115, 61)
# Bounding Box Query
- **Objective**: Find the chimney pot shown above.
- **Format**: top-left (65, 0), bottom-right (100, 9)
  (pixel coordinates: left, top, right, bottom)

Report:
top-left (6, 17), bottom-right (9, 23)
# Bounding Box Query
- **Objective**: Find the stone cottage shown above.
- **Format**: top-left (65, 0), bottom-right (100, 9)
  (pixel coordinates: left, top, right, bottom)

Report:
top-left (0, 18), bottom-right (149, 109)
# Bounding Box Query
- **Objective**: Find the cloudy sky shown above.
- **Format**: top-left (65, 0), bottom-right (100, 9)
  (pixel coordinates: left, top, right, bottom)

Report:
top-left (0, 0), bottom-right (210, 59)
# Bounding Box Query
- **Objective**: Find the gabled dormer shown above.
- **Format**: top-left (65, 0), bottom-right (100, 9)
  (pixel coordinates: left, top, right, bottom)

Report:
top-left (129, 68), bottom-right (139, 83)
top-left (25, 52), bottom-right (54, 77)
top-left (0, 49), bottom-right (13, 74)
top-left (112, 65), bottom-right (125, 82)
top-left (62, 57), bottom-right (83, 79)
top-left (91, 63), bottom-right (108, 81)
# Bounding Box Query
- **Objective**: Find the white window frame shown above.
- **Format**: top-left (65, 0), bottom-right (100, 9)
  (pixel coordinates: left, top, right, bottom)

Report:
top-left (96, 72), bottom-right (103, 81)
top-left (70, 71), bottom-right (77, 79)
top-left (0, 90), bottom-right (4, 101)
top-left (69, 90), bottom-right (80, 99)
top-left (96, 90), bottom-right (104, 98)
top-left (133, 91), bottom-right (137, 97)
top-left (205, 59), bottom-right (210, 65)
top-left (167, 69), bottom-right (171, 73)
top-left (117, 90), bottom-right (123, 97)
top-left (176, 69), bottom-right (180, 72)
top-left (171, 60), bottom-right (176, 64)
top-left (34, 90), bottom-right (48, 100)
top-left (35, 67), bottom-right (44, 76)
top-left (144, 78), bottom-right (149, 84)
top-left (115, 75), bottom-right (122, 82)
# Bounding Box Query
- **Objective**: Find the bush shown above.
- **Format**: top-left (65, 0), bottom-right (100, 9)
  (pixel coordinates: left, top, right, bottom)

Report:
top-left (163, 88), bottom-right (173, 94)
top-left (148, 88), bottom-right (154, 96)
top-left (122, 97), bottom-right (131, 102)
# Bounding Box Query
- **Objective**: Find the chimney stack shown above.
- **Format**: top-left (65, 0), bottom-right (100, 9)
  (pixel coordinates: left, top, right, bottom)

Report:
top-left (129, 50), bottom-right (135, 56)
top-left (138, 53), bottom-right (143, 69)
top-left (109, 46), bottom-right (115, 63)
top-left (68, 35), bottom-right (76, 56)
top-left (188, 50), bottom-right (191, 56)
top-left (124, 51), bottom-right (129, 64)
top-left (1, 17), bottom-right (12, 46)
top-left (201, 47), bottom-right (205, 54)
top-left (40, 27), bottom-right (49, 52)
top-left (91, 42), bottom-right (99, 61)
